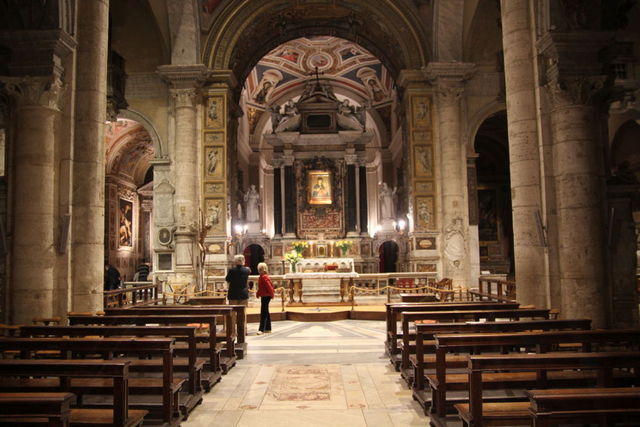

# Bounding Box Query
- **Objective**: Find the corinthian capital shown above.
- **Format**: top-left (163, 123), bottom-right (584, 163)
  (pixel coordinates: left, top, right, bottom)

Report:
top-left (546, 75), bottom-right (610, 108)
top-left (2, 75), bottom-right (64, 111)
top-left (424, 62), bottom-right (476, 108)
top-left (171, 88), bottom-right (200, 108)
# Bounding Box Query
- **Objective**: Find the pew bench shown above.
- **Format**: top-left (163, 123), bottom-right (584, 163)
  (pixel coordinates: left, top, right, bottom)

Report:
top-left (398, 308), bottom-right (552, 373)
top-left (106, 305), bottom-right (246, 359)
top-left (21, 325), bottom-right (216, 401)
top-left (0, 360), bottom-right (147, 427)
top-left (385, 301), bottom-right (520, 362)
top-left (453, 351), bottom-right (640, 427)
top-left (0, 338), bottom-right (180, 426)
top-left (526, 387), bottom-right (640, 426)
top-left (410, 319), bottom-right (592, 411)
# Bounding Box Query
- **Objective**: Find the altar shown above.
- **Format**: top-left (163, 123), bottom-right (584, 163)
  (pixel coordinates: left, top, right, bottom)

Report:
top-left (284, 263), bottom-right (358, 303)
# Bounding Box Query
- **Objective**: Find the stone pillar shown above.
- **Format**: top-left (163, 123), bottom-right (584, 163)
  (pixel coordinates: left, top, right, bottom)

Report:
top-left (5, 76), bottom-right (63, 323)
top-left (539, 32), bottom-right (611, 327)
top-left (426, 63), bottom-right (475, 286)
top-left (500, 0), bottom-right (548, 308)
top-left (158, 65), bottom-right (207, 280)
top-left (71, 0), bottom-right (110, 312)
top-left (171, 87), bottom-right (199, 273)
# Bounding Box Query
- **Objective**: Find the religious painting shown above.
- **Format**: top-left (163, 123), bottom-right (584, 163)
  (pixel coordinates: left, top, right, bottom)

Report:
top-left (205, 96), bottom-right (224, 129)
top-left (316, 243), bottom-right (329, 258)
top-left (157, 227), bottom-right (173, 246)
top-left (118, 199), bottom-right (133, 248)
top-left (204, 182), bottom-right (224, 195)
top-left (360, 241), bottom-right (371, 257)
top-left (415, 196), bottom-right (435, 231)
top-left (204, 146), bottom-right (224, 179)
top-left (412, 96), bottom-right (431, 128)
top-left (478, 188), bottom-right (499, 242)
top-left (204, 132), bottom-right (224, 145)
top-left (276, 48), bottom-right (300, 64)
top-left (307, 170), bottom-right (332, 205)
top-left (272, 245), bottom-right (283, 257)
top-left (415, 180), bottom-right (435, 194)
top-left (205, 198), bottom-right (225, 235)
top-left (414, 145), bottom-right (434, 178)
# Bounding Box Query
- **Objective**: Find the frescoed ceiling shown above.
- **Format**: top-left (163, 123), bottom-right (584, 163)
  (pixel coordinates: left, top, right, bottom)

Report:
top-left (244, 37), bottom-right (394, 110)
top-left (105, 119), bottom-right (155, 185)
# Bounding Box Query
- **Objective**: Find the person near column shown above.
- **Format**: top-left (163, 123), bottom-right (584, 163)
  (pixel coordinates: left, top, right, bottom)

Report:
top-left (256, 262), bottom-right (275, 334)
top-left (225, 254), bottom-right (250, 336)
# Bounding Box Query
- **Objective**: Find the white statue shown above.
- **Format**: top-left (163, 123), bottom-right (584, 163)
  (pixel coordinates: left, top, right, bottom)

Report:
top-left (378, 182), bottom-right (397, 220)
top-left (444, 217), bottom-right (466, 269)
top-left (244, 185), bottom-right (260, 223)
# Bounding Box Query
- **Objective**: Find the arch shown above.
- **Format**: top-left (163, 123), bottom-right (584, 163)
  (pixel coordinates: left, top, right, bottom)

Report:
top-left (378, 240), bottom-right (399, 273)
top-left (466, 100), bottom-right (507, 154)
top-left (117, 109), bottom-right (168, 160)
top-left (202, 0), bottom-right (430, 88)
top-left (243, 243), bottom-right (266, 275)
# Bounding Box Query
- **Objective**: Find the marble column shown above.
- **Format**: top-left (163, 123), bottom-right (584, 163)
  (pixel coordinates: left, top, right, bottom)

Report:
top-left (500, 0), bottom-right (548, 308)
top-left (71, 0), bottom-right (109, 312)
top-left (171, 87), bottom-right (199, 274)
top-left (5, 76), bottom-right (62, 323)
top-left (539, 32), bottom-right (611, 327)
top-left (426, 63), bottom-right (475, 286)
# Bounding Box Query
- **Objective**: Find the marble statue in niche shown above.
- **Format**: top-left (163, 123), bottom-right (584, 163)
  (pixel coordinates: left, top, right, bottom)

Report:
top-left (244, 185), bottom-right (261, 223)
top-left (444, 217), bottom-right (466, 269)
top-left (379, 182), bottom-right (397, 220)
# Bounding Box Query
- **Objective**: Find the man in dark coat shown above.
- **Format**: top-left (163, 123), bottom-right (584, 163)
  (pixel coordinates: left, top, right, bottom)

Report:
top-left (225, 254), bottom-right (251, 336)
top-left (104, 263), bottom-right (121, 291)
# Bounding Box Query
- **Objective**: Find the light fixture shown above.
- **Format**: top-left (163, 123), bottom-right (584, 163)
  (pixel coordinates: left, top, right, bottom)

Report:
top-left (397, 219), bottom-right (406, 231)
top-left (234, 224), bottom-right (244, 235)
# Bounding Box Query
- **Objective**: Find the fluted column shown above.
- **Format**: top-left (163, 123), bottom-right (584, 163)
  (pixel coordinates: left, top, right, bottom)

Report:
top-left (71, 0), bottom-right (110, 312)
top-left (500, 0), bottom-right (548, 308)
top-left (539, 32), bottom-right (611, 327)
top-left (171, 87), bottom-right (199, 272)
top-left (426, 63), bottom-right (475, 286)
top-left (5, 76), bottom-right (62, 323)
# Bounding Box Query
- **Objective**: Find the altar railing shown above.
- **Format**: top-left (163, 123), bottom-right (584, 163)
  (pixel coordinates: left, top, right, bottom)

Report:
top-left (467, 275), bottom-right (516, 302)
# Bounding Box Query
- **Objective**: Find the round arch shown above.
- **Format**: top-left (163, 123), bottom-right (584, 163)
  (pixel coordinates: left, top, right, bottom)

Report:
top-left (202, 0), bottom-right (430, 87)
top-left (466, 101), bottom-right (507, 155)
top-left (117, 109), bottom-right (167, 160)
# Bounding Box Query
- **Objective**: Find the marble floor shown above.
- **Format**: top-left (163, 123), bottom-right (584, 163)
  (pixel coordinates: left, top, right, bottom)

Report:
top-left (183, 320), bottom-right (429, 426)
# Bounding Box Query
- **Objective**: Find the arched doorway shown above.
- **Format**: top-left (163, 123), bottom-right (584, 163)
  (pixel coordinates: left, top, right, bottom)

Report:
top-left (243, 244), bottom-right (265, 275)
top-left (472, 111), bottom-right (514, 276)
top-left (379, 241), bottom-right (399, 273)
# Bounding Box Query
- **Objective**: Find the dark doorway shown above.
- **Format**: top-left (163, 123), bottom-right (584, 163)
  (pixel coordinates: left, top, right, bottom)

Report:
top-left (379, 241), bottom-right (399, 273)
top-left (243, 244), bottom-right (265, 275)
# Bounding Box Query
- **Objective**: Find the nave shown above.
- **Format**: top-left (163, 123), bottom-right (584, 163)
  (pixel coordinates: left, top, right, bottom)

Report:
top-left (183, 320), bottom-right (427, 427)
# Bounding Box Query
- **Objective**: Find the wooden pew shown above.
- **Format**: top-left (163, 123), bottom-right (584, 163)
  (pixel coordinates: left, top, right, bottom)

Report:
top-left (0, 359), bottom-right (147, 427)
top-left (105, 306), bottom-right (244, 361)
top-left (429, 330), bottom-right (640, 424)
top-left (526, 387), bottom-right (640, 426)
top-left (0, 392), bottom-right (76, 427)
top-left (385, 301), bottom-right (520, 360)
top-left (400, 308), bottom-right (553, 376)
top-left (400, 294), bottom-right (439, 303)
top-left (0, 338), bottom-right (179, 426)
top-left (21, 325), bottom-right (218, 401)
top-left (456, 351), bottom-right (640, 427)
top-left (411, 319), bottom-right (592, 408)
top-left (67, 314), bottom-right (227, 374)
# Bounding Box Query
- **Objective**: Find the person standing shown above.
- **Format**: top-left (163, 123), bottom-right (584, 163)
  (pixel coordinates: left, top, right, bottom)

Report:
top-left (104, 263), bottom-right (121, 291)
top-left (256, 262), bottom-right (274, 334)
top-left (225, 254), bottom-right (250, 336)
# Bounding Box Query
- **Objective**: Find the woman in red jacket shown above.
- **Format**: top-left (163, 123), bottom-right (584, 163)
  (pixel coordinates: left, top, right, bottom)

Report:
top-left (256, 262), bottom-right (275, 334)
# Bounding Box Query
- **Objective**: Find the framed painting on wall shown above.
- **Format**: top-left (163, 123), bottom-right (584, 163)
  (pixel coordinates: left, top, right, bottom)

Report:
top-left (307, 170), bottom-right (332, 205)
top-left (118, 198), bottom-right (133, 248)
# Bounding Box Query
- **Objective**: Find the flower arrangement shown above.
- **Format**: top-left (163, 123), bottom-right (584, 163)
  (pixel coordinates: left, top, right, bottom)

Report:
top-left (292, 241), bottom-right (309, 254)
top-left (283, 250), bottom-right (304, 273)
top-left (334, 240), bottom-right (353, 256)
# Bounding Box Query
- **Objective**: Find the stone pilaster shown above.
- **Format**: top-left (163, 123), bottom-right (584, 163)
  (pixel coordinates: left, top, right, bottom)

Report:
top-left (4, 75), bottom-right (63, 323)
top-left (539, 31), bottom-right (612, 327)
top-left (500, 0), bottom-right (549, 308)
top-left (71, 0), bottom-right (110, 313)
top-left (426, 62), bottom-right (475, 286)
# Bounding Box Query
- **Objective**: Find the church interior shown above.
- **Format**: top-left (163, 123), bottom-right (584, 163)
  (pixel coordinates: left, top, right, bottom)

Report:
top-left (0, 0), bottom-right (640, 426)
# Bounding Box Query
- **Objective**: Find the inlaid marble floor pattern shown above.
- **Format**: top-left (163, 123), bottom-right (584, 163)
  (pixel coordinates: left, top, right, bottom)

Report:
top-left (183, 320), bottom-right (429, 426)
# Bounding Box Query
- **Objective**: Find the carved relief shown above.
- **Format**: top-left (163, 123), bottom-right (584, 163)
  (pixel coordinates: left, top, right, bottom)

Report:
top-left (415, 181), bottom-right (435, 194)
top-left (204, 146), bottom-right (224, 179)
top-left (444, 216), bottom-right (466, 269)
top-left (413, 145), bottom-right (434, 178)
top-left (411, 96), bottom-right (431, 128)
top-left (205, 198), bottom-right (226, 235)
top-left (204, 132), bottom-right (224, 144)
top-left (415, 196), bottom-right (435, 231)
top-left (205, 96), bottom-right (225, 129)
top-left (204, 182), bottom-right (224, 195)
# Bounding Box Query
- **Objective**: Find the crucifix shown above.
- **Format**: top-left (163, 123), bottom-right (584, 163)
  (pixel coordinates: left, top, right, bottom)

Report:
top-left (309, 66), bottom-right (325, 86)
